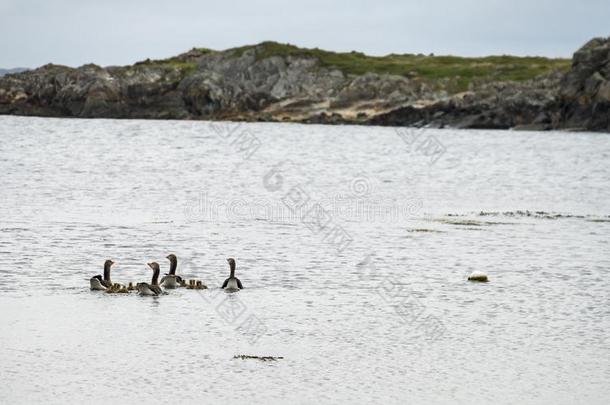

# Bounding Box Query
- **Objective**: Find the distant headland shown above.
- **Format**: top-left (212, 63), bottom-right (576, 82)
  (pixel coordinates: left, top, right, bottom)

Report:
top-left (0, 38), bottom-right (608, 132)
top-left (0, 68), bottom-right (29, 77)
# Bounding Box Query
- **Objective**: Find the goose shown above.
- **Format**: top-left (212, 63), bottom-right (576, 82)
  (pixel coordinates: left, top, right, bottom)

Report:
top-left (90, 259), bottom-right (115, 290)
top-left (222, 258), bottom-right (243, 292)
top-left (137, 262), bottom-right (164, 296)
top-left (160, 254), bottom-right (183, 289)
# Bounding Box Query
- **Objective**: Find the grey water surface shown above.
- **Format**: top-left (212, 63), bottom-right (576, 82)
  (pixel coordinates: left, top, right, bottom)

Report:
top-left (0, 116), bottom-right (608, 404)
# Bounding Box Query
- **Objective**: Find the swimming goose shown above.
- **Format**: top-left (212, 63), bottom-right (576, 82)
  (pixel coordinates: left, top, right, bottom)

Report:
top-left (222, 258), bottom-right (243, 292)
top-left (160, 254), bottom-right (183, 289)
top-left (137, 262), bottom-right (164, 296)
top-left (89, 259), bottom-right (115, 290)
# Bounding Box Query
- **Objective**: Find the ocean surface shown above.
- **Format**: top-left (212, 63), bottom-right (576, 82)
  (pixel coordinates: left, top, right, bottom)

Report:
top-left (0, 116), bottom-right (608, 404)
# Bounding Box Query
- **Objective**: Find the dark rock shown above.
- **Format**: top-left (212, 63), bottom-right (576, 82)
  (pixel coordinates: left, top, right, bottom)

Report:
top-left (558, 36), bottom-right (610, 131)
top-left (370, 73), bottom-right (560, 130)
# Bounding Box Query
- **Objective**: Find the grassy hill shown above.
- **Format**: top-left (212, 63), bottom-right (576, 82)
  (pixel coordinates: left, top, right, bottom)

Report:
top-left (229, 41), bottom-right (571, 92)
top-left (132, 41), bottom-right (570, 93)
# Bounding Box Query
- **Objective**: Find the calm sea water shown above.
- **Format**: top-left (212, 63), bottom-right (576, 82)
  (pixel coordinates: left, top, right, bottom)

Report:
top-left (0, 116), bottom-right (608, 404)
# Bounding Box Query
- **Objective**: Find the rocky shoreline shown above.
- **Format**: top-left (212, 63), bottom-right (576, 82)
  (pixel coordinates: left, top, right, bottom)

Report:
top-left (0, 38), bottom-right (608, 132)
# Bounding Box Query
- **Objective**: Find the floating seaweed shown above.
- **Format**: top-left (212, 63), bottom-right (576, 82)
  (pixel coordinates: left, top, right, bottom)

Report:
top-left (233, 355), bottom-right (284, 362)
top-left (432, 218), bottom-right (512, 226)
top-left (476, 210), bottom-right (587, 220)
top-left (439, 210), bottom-right (606, 220)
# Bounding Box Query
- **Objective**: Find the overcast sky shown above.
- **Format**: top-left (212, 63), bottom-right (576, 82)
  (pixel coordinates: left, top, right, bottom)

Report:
top-left (1, 0), bottom-right (608, 68)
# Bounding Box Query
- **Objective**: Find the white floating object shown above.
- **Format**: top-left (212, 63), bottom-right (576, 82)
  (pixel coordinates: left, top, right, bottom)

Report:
top-left (468, 271), bottom-right (489, 282)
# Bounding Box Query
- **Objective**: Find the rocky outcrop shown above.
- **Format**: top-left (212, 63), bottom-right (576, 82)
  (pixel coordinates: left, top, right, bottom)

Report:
top-left (372, 37), bottom-right (610, 132)
top-left (0, 45), bottom-right (418, 122)
top-left (557, 37), bottom-right (610, 131)
top-left (1, 39), bottom-right (609, 132)
top-left (179, 48), bottom-right (348, 117)
top-left (370, 73), bottom-right (562, 130)
top-left (0, 62), bottom-right (190, 119)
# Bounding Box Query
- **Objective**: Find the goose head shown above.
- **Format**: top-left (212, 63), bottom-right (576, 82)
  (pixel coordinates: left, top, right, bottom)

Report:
top-left (166, 254), bottom-right (178, 274)
top-left (227, 258), bottom-right (236, 275)
top-left (147, 262), bottom-right (160, 271)
top-left (147, 262), bottom-right (161, 285)
top-left (102, 259), bottom-right (115, 282)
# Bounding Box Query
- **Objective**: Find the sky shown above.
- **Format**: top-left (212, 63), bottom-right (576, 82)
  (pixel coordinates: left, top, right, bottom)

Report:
top-left (1, 0), bottom-right (609, 68)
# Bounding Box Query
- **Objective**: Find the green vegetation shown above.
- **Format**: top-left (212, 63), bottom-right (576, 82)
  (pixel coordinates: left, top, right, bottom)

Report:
top-left (190, 47), bottom-right (215, 54)
top-left (132, 47), bottom-right (215, 75)
top-left (133, 57), bottom-right (196, 74)
top-left (230, 41), bottom-right (570, 92)
top-left (135, 57), bottom-right (189, 67)
top-left (121, 41), bottom-right (569, 93)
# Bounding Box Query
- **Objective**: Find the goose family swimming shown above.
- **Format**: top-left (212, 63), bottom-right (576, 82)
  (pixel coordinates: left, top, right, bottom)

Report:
top-left (137, 262), bottom-right (164, 296)
top-left (160, 253), bottom-right (182, 289)
top-left (222, 258), bottom-right (243, 292)
top-left (89, 259), bottom-right (115, 290)
top-left (89, 256), bottom-right (243, 293)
